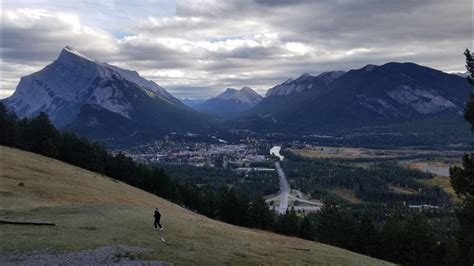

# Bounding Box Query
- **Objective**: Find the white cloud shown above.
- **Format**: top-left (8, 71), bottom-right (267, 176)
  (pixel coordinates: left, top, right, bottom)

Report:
top-left (1, 0), bottom-right (471, 99)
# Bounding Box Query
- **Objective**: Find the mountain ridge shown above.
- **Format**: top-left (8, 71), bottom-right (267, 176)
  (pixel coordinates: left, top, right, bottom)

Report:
top-left (3, 46), bottom-right (214, 141)
top-left (195, 86), bottom-right (263, 117)
top-left (232, 62), bottom-right (473, 134)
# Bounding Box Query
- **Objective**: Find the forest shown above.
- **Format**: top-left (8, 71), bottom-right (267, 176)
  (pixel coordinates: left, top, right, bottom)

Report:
top-left (0, 102), bottom-right (466, 265)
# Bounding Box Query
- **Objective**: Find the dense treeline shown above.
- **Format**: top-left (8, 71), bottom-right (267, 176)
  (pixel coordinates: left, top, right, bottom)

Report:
top-left (159, 163), bottom-right (279, 200)
top-left (0, 102), bottom-right (279, 229)
top-left (0, 102), bottom-right (458, 265)
top-left (0, 104), bottom-right (176, 200)
top-left (282, 151), bottom-right (451, 206)
top-left (312, 203), bottom-right (447, 265)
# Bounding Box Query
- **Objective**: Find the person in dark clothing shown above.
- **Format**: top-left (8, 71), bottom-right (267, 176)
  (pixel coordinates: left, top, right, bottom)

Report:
top-left (154, 208), bottom-right (163, 230)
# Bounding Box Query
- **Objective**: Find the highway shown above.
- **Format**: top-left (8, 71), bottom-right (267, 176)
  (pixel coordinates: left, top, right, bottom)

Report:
top-left (275, 161), bottom-right (289, 214)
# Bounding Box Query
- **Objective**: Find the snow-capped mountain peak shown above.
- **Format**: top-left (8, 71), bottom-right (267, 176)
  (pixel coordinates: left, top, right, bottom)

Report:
top-left (265, 70), bottom-right (345, 97)
top-left (214, 87), bottom-right (262, 105)
top-left (3, 46), bottom-right (184, 127)
top-left (194, 87), bottom-right (263, 116)
top-left (217, 88), bottom-right (239, 99)
top-left (62, 45), bottom-right (95, 62)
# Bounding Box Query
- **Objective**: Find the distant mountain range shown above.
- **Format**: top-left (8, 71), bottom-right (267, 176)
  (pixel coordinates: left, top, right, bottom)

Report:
top-left (3, 46), bottom-right (473, 144)
top-left (3, 46), bottom-right (213, 140)
top-left (231, 62), bottom-right (473, 133)
top-left (194, 87), bottom-right (263, 117)
top-left (180, 98), bottom-right (206, 107)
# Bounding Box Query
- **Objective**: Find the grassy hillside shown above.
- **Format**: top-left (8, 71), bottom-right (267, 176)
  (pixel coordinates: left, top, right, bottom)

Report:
top-left (0, 146), bottom-right (391, 265)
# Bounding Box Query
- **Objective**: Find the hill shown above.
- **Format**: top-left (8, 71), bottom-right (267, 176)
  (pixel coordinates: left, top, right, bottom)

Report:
top-left (0, 146), bottom-right (390, 265)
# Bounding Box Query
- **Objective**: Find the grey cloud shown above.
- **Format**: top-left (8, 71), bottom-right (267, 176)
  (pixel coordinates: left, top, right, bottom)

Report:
top-left (1, 0), bottom-right (471, 99)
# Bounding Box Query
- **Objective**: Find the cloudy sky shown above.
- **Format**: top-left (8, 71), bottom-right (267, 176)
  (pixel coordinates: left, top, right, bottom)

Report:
top-left (1, 0), bottom-right (472, 99)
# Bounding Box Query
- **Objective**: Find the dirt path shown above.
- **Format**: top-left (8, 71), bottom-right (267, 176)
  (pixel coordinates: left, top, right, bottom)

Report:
top-left (0, 245), bottom-right (169, 265)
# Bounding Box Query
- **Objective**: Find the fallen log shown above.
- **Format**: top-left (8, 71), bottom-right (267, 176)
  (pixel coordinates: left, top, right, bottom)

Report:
top-left (286, 247), bottom-right (311, 252)
top-left (0, 219), bottom-right (56, 226)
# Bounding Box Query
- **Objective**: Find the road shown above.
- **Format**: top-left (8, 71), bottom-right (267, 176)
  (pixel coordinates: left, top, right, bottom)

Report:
top-left (275, 161), bottom-right (289, 214)
top-left (288, 194), bottom-right (322, 206)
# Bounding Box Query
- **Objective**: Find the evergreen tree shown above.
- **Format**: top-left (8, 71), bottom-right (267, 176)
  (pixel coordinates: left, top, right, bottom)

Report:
top-left (465, 49), bottom-right (474, 86)
top-left (298, 216), bottom-right (315, 240)
top-left (248, 197), bottom-right (274, 230)
top-left (379, 214), bottom-right (404, 262)
top-left (0, 103), bottom-right (18, 146)
top-left (357, 210), bottom-right (378, 256)
top-left (277, 208), bottom-right (299, 236)
top-left (25, 112), bottom-right (60, 157)
top-left (315, 202), bottom-right (358, 250)
top-left (449, 49), bottom-right (474, 265)
top-left (217, 188), bottom-right (249, 226)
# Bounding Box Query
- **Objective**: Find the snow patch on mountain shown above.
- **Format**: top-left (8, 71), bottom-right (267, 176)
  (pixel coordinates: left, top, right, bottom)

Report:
top-left (387, 85), bottom-right (456, 114)
top-left (103, 63), bottom-right (179, 105)
top-left (215, 87), bottom-right (262, 105)
top-left (4, 46), bottom-right (182, 125)
top-left (88, 83), bottom-right (133, 119)
top-left (356, 95), bottom-right (398, 116)
top-left (362, 64), bottom-right (378, 72)
top-left (265, 71), bottom-right (345, 97)
top-left (63, 45), bottom-right (94, 62)
top-left (319, 71), bottom-right (346, 84)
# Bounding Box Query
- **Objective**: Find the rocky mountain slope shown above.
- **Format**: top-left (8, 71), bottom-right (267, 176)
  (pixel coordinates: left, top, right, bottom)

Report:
top-left (235, 62), bottom-right (472, 133)
top-left (195, 87), bottom-right (263, 117)
top-left (3, 46), bottom-right (213, 140)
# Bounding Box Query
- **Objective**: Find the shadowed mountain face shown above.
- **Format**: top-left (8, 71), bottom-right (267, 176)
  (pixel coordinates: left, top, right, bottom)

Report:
top-left (194, 87), bottom-right (263, 118)
top-left (3, 46), bottom-right (214, 140)
top-left (232, 62), bottom-right (473, 133)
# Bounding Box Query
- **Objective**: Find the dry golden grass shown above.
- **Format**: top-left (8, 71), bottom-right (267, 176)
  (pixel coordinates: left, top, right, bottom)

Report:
top-left (404, 160), bottom-right (460, 203)
top-left (418, 176), bottom-right (459, 204)
top-left (331, 189), bottom-right (362, 204)
top-left (389, 185), bottom-right (419, 195)
top-left (0, 146), bottom-right (391, 265)
top-left (290, 146), bottom-right (459, 160)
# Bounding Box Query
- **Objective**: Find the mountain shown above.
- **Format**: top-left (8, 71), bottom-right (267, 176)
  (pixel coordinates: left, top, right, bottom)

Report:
top-left (233, 62), bottom-right (473, 134)
top-left (0, 146), bottom-right (390, 265)
top-left (3, 46), bottom-right (213, 140)
top-left (265, 71), bottom-right (346, 97)
top-left (194, 87), bottom-right (263, 117)
top-left (251, 71), bottom-right (346, 116)
top-left (451, 71), bottom-right (469, 78)
top-left (181, 98), bottom-right (206, 107)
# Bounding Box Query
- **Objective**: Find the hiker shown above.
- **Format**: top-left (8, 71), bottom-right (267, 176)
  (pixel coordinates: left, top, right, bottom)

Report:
top-left (154, 208), bottom-right (164, 231)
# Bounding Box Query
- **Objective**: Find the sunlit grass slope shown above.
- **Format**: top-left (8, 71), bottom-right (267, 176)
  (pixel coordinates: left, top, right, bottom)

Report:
top-left (0, 146), bottom-right (392, 265)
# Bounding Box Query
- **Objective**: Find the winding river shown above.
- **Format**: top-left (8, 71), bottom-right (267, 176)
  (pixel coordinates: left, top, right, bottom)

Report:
top-left (270, 146), bottom-right (284, 161)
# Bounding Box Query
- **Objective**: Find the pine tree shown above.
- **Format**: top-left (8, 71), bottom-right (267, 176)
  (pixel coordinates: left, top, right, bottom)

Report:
top-left (298, 216), bottom-right (315, 240)
top-left (449, 49), bottom-right (474, 265)
top-left (248, 197), bottom-right (274, 230)
top-left (315, 202), bottom-right (358, 250)
top-left (379, 214), bottom-right (404, 262)
top-left (26, 112), bottom-right (60, 157)
top-left (401, 213), bottom-right (438, 265)
top-left (277, 208), bottom-right (299, 236)
top-left (465, 49), bottom-right (474, 86)
top-left (0, 102), bottom-right (18, 146)
top-left (357, 210), bottom-right (377, 256)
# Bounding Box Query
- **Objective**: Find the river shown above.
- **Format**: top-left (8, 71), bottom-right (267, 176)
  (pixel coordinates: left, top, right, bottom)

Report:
top-left (270, 146), bottom-right (284, 161)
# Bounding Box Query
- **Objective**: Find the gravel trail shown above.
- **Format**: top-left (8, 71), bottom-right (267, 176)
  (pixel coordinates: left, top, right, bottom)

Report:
top-left (0, 245), bottom-right (169, 265)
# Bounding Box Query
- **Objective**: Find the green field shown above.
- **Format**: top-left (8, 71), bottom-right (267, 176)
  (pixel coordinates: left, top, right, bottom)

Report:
top-left (0, 146), bottom-right (391, 265)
